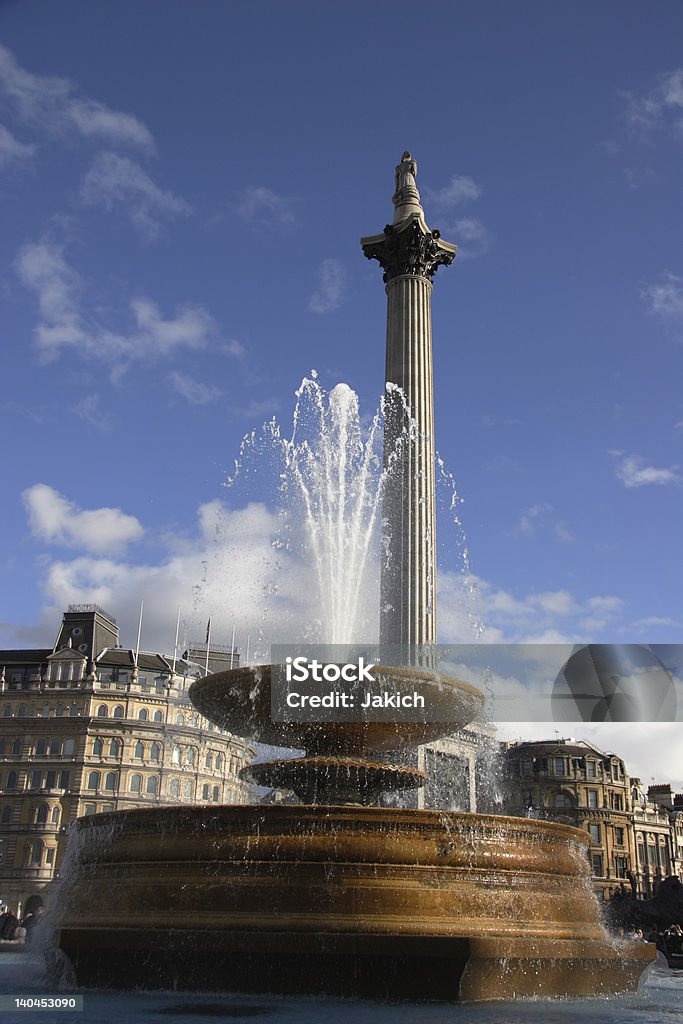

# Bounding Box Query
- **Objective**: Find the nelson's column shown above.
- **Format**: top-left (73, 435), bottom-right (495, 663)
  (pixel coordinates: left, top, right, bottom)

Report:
top-left (362, 153), bottom-right (456, 650)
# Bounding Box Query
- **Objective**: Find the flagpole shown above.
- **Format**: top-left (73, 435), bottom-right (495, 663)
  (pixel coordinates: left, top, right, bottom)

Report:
top-left (135, 600), bottom-right (144, 665)
top-left (245, 633), bottom-right (250, 667)
top-left (230, 622), bottom-right (236, 669)
top-left (204, 618), bottom-right (212, 676)
top-left (171, 606), bottom-right (181, 675)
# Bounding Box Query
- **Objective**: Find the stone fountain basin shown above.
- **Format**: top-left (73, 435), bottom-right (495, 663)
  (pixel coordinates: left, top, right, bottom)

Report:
top-left (56, 804), bottom-right (654, 999)
top-left (189, 664), bottom-right (485, 755)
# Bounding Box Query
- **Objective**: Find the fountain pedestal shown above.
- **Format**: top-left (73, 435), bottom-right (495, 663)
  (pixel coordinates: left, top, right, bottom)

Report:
top-left (56, 666), bottom-right (654, 999)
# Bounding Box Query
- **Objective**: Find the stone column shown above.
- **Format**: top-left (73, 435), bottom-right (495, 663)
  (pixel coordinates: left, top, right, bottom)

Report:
top-left (361, 153), bottom-right (456, 650)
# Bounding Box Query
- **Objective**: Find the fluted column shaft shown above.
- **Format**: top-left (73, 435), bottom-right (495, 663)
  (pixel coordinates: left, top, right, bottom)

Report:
top-left (381, 275), bottom-right (436, 647)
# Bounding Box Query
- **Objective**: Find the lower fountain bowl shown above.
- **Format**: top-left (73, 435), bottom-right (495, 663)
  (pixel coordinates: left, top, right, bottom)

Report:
top-left (56, 804), bottom-right (653, 1000)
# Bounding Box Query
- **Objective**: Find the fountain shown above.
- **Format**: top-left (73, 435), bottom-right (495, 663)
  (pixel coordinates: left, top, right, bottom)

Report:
top-left (54, 155), bottom-right (653, 1000)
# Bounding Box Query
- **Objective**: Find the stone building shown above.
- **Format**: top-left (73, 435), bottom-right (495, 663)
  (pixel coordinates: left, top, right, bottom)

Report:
top-left (502, 738), bottom-right (635, 899)
top-left (0, 605), bottom-right (252, 915)
top-left (630, 780), bottom-right (677, 897)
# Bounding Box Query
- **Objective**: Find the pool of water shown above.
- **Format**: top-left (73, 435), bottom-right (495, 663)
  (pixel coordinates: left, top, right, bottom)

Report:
top-left (1, 952), bottom-right (681, 1024)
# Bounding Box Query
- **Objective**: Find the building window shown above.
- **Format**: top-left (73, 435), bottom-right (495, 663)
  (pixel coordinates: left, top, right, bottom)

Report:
top-left (189, 714), bottom-right (198, 728)
top-left (176, 713), bottom-right (185, 727)
top-left (6, 771), bottom-right (17, 790)
top-left (611, 793), bottom-right (624, 811)
top-left (1, 706), bottom-right (10, 718)
top-left (553, 792), bottom-right (572, 809)
top-left (169, 778), bottom-right (180, 799)
top-left (135, 741), bottom-right (144, 760)
top-left (104, 772), bottom-right (117, 792)
top-left (586, 760), bottom-right (596, 778)
top-left (108, 739), bottom-right (121, 758)
top-left (130, 774), bottom-right (142, 794)
top-left (46, 847), bottom-right (55, 866)
top-left (88, 770), bottom-right (100, 791)
top-left (587, 790), bottom-right (598, 809)
top-left (553, 757), bottom-right (565, 775)
top-left (113, 706), bottom-right (124, 719)
top-left (18, 704), bottom-right (26, 717)
top-left (202, 784), bottom-right (210, 800)
top-left (205, 752), bottom-right (213, 770)
top-left (35, 739), bottom-right (46, 757)
top-left (212, 785), bottom-right (219, 802)
top-left (49, 738), bottom-right (61, 756)
top-left (182, 779), bottom-right (192, 801)
top-left (591, 854), bottom-right (604, 877)
top-left (150, 743), bottom-right (160, 762)
top-left (138, 708), bottom-right (148, 722)
top-left (172, 746), bottom-right (181, 765)
top-left (615, 857), bottom-right (628, 878)
top-left (146, 776), bottom-right (158, 796)
top-left (0, 806), bottom-right (11, 824)
top-left (186, 748), bottom-right (196, 767)
top-left (83, 804), bottom-right (97, 816)
top-left (215, 754), bottom-right (223, 772)
top-left (93, 738), bottom-right (103, 756)
top-left (51, 806), bottom-right (60, 825)
top-left (11, 738), bottom-right (21, 756)
top-left (97, 705), bottom-right (108, 718)
top-left (589, 823), bottom-right (601, 845)
top-left (63, 738), bottom-right (75, 756)
top-left (153, 710), bottom-right (163, 723)
top-left (27, 840), bottom-right (43, 867)
top-left (59, 770), bottom-right (70, 789)
top-left (615, 827), bottom-right (625, 846)
top-left (29, 770), bottom-right (41, 791)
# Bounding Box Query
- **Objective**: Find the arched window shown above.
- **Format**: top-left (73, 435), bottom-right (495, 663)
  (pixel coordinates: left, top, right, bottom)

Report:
top-left (51, 806), bottom-right (60, 825)
top-left (41, 705), bottom-right (50, 718)
top-left (63, 738), bottom-right (74, 756)
top-left (0, 806), bottom-right (11, 824)
top-left (97, 705), bottom-right (108, 718)
top-left (553, 792), bottom-right (573, 809)
top-left (146, 776), bottom-right (158, 795)
top-left (55, 704), bottom-right (64, 717)
top-left (6, 772), bottom-right (17, 790)
top-left (69, 704), bottom-right (79, 717)
top-left (205, 752), bottom-right (213, 769)
top-left (186, 748), bottom-right (196, 767)
top-left (11, 738), bottom-right (21, 756)
top-left (169, 778), bottom-right (180, 799)
top-left (108, 739), bottom-right (120, 758)
top-left (36, 803), bottom-right (49, 825)
top-left (189, 714), bottom-right (198, 728)
top-left (87, 770), bottom-right (100, 791)
top-left (182, 779), bottom-right (192, 800)
top-left (176, 712), bottom-right (185, 727)
top-left (137, 708), bottom-right (148, 722)
top-left (202, 784), bottom-right (210, 800)
top-left (215, 754), bottom-right (223, 772)
top-left (104, 772), bottom-right (117, 792)
top-left (2, 705), bottom-right (11, 718)
top-left (130, 774), bottom-right (142, 794)
top-left (93, 738), bottom-right (103, 756)
top-left (18, 704), bottom-right (26, 717)
top-left (0, 739), bottom-right (5, 756)
top-left (134, 741), bottom-right (144, 760)
top-left (212, 785), bottom-right (219, 802)
top-left (113, 706), bottom-right (124, 719)
top-left (150, 742), bottom-right (161, 762)
top-left (49, 738), bottom-right (61, 756)
top-left (153, 710), bottom-right (163, 723)
top-left (172, 746), bottom-right (181, 765)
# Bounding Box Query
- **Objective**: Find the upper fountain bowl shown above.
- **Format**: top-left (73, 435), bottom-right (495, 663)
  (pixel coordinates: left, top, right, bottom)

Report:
top-left (189, 664), bottom-right (485, 757)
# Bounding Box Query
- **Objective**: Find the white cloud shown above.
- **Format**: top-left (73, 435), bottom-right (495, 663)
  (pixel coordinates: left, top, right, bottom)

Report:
top-left (17, 239), bottom-right (221, 375)
top-left (237, 185), bottom-right (297, 226)
top-left (0, 43), bottom-right (154, 153)
top-left (614, 453), bottom-right (680, 488)
top-left (425, 174), bottom-right (482, 209)
top-left (308, 258), bottom-right (345, 314)
top-left (642, 273), bottom-right (683, 326)
top-left (516, 503), bottom-right (574, 543)
top-left (80, 152), bottom-right (190, 237)
top-left (451, 217), bottom-right (490, 259)
top-left (0, 122), bottom-right (35, 168)
top-left (621, 68), bottom-right (683, 140)
top-left (440, 573), bottom-right (626, 644)
top-left (73, 393), bottom-right (110, 431)
top-left (170, 371), bottom-right (220, 405)
top-left (23, 484), bottom-right (144, 555)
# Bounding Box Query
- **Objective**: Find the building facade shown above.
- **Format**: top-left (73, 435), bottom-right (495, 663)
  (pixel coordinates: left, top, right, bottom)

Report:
top-left (0, 605), bottom-right (252, 915)
top-left (502, 738), bottom-right (636, 899)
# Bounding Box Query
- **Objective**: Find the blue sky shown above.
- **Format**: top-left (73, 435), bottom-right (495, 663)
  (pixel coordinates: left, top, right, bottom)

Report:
top-left (1, 1), bottom-right (683, 778)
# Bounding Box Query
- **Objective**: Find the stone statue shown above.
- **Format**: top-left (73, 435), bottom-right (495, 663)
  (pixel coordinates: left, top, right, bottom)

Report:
top-left (395, 151), bottom-right (418, 194)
